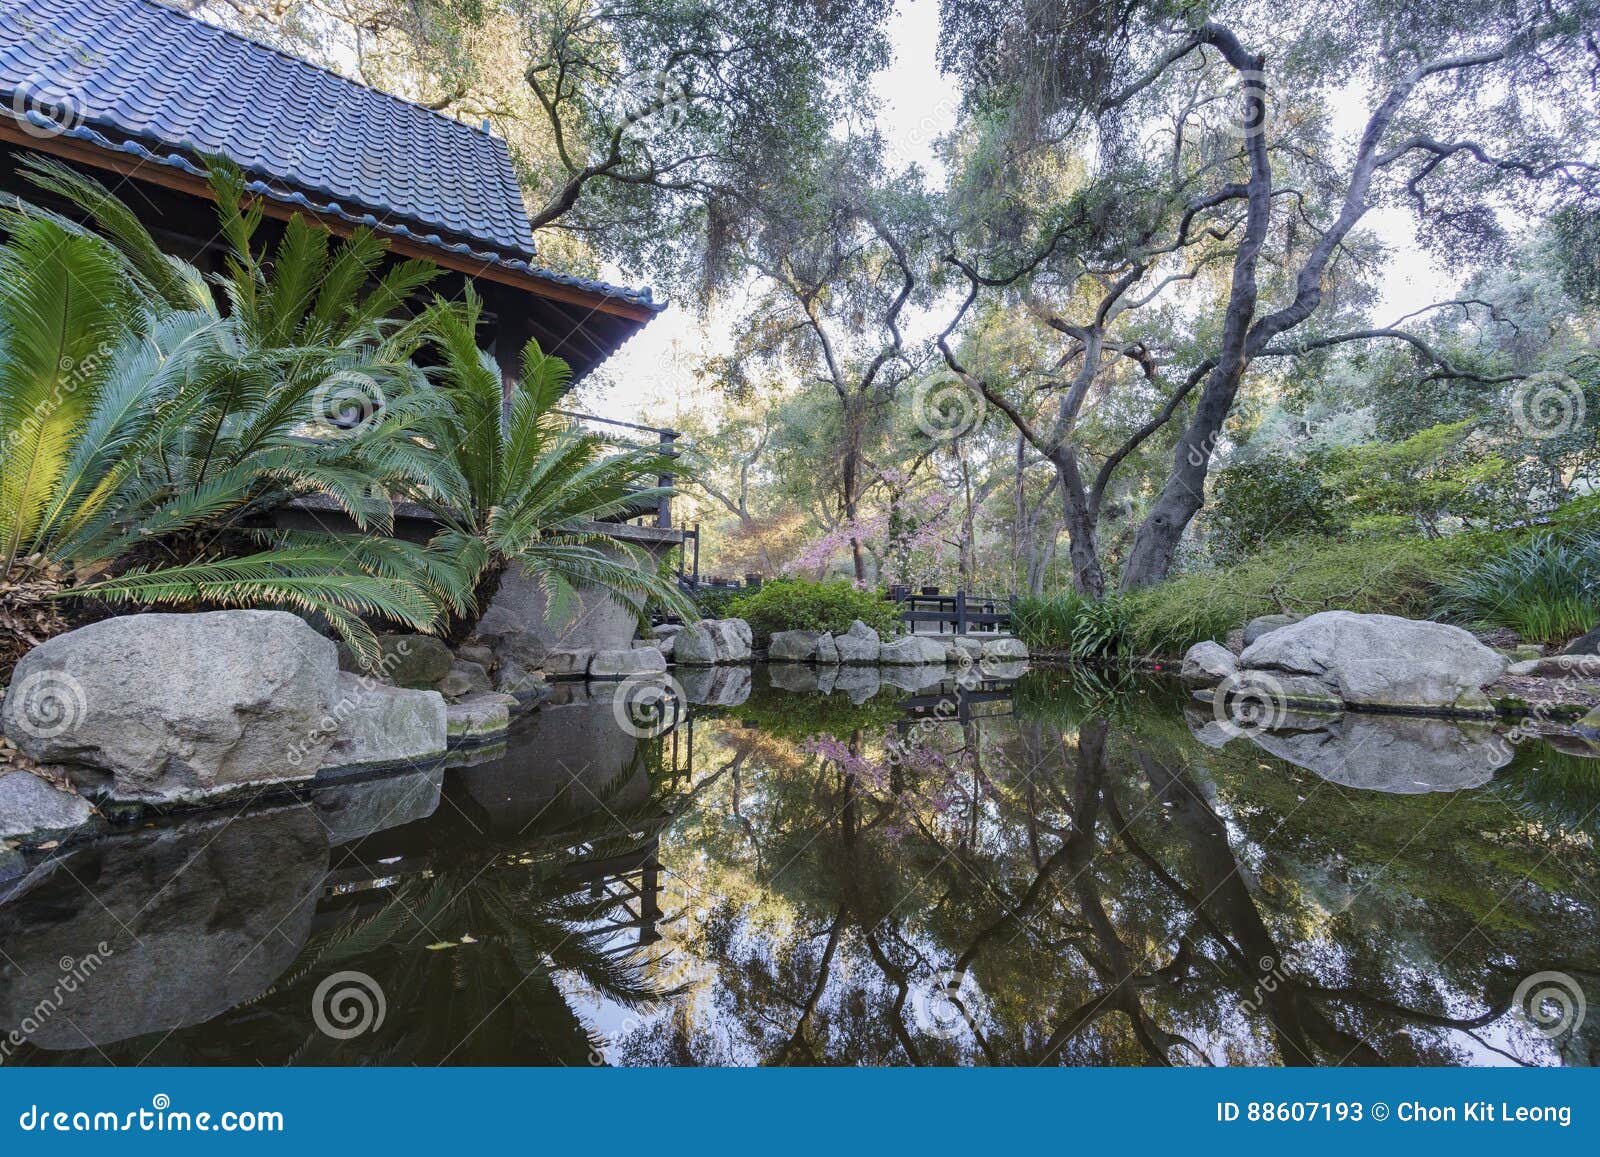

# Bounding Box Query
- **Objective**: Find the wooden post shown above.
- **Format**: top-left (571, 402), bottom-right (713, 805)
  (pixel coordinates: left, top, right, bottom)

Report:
top-left (657, 428), bottom-right (678, 528)
top-left (955, 589), bottom-right (968, 635)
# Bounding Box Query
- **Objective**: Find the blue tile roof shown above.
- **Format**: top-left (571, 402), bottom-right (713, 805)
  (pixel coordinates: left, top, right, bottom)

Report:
top-left (0, 0), bottom-right (661, 311)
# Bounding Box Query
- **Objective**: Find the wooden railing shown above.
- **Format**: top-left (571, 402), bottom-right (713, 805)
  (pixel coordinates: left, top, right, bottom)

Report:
top-left (554, 408), bottom-right (679, 529)
top-left (885, 587), bottom-right (1013, 634)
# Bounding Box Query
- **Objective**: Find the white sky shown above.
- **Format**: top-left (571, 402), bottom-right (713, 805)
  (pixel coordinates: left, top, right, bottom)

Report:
top-left (578, 0), bottom-right (1457, 425)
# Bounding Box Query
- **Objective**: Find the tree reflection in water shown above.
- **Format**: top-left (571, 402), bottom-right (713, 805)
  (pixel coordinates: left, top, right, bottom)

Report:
top-left (2, 668), bottom-right (1596, 1066)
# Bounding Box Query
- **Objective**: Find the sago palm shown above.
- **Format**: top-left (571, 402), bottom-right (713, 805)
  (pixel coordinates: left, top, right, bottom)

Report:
top-left (0, 157), bottom-right (466, 665)
top-left (402, 290), bottom-right (696, 636)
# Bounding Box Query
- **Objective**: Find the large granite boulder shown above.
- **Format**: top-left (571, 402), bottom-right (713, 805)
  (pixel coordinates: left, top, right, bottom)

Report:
top-left (589, 647), bottom-right (668, 678)
top-left (1181, 641), bottom-right (1237, 687)
top-left (437, 660), bottom-right (492, 700)
top-left (675, 619), bottom-right (753, 665)
top-left (1237, 611), bottom-right (1507, 712)
top-left (3, 611), bottom-right (340, 803)
top-left (320, 673), bottom-right (447, 773)
top-left (1506, 655), bottom-right (1600, 678)
top-left (1563, 626), bottom-right (1600, 656)
top-left (679, 666), bottom-right (753, 706)
top-left (879, 635), bottom-right (950, 665)
top-left (835, 620), bottom-right (881, 664)
top-left (544, 649), bottom-right (594, 679)
top-left (1242, 614), bottom-right (1301, 648)
top-left (0, 804), bottom-right (327, 1049)
top-left (980, 637), bottom-right (1028, 661)
top-left (0, 770), bottom-right (93, 841)
top-left (367, 633), bottom-right (454, 688)
top-left (447, 692), bottom-right (519, 743)
top-left (311, 766), bottom-right (444, 846)
top-left (768, 630), bottom-right (828, 662)
top-left (1249, 714), bottom-right (1512, 794)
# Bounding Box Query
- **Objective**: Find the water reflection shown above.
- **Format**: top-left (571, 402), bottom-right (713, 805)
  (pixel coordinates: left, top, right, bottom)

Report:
top-left (2, 666), bottom-right (1598, 1066)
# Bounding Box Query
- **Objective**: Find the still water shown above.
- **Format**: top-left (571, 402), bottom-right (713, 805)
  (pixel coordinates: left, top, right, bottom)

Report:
top-left (2, 664), bottom-right (1597, 1066)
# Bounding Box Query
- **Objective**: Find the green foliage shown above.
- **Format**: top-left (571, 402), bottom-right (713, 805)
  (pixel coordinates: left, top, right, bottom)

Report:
top-left (727, 578), bottom-right (899, 647)
top-left (402, 290), bottom-right (696, 634)
top-left (1436, 532), bottom-right (1600, 643)
top-left (688, 584), bottom-right (744, 619)
top-left (1323, 420), bottom-right (1510, 535)
top-left (1122, 534), bottom-right (1500, 656)
top-left (1208, 451), bottom-right (1348, 563)
top-left (0, 159), bottom-right (452, 663)
top-left (1011, 591), bottom-right (1129, 658)
top-left (718, 678), bottom-right (904, 740)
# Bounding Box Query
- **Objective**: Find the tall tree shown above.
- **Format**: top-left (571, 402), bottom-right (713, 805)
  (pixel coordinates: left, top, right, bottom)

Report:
top-left (938, 0), bottom-right (1600, 589)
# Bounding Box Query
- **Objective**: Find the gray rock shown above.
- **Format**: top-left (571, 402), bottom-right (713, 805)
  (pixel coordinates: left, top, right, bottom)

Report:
top-left (978, 660), bottom-right (1029, 681)
top-left (675, 619), bottom-right (753, 665)
top-left (946, 637), bottom-right (984, 663)
top-left (447, 693), bottom-right (518, 742)
top-left (589, 648), bottom-right (668, 679)
top-left (980, 637), bottom-right (1029, 661)
top-left (835, 620), bottom-right (881, 664)
top-left (0, 770), bottom-right (93, 840)
top-left (881, 664), bottom-right (949, 693)
top-left (832, 667), bottom-right (882, 704)
top-left (1506, 655), bottom-right (1600, 679)
top-left (767, 664), bottom-right (822, 693)
top-left (0, 804), bottom-right (327, 1049)
top-left (1577, 705), bottom-right (1600, 738)
top-left (679, 666), bottom-right (753, 706)
top-left (1563, 626), bottom-right (1600, 656)
top-left (652, 633), bottom-right (677, 659)
top-left (3, 611), bottom-right (340, 803)
top-left (1237, 611), bottom-right (1507, 711)
top-left (768, 630), bottom-right (826, 662)
top-left (494, 657), bottom-right (549, 701)
top-left (320, 673), bottom-right (447, 773)
top-left (437, 659), bottom-right (492, 700)
top-left (880, 635), bottom-right (951, 664)
top-left (1242, 613), bottom-right (1301, 648)
top-left (816, 633), bottom-right (839, 665)
top-left (368, 633), bottom-right (454, 688)
top-left (454, 644), bottom-right (496, 670)
top-left (311, 767), bottom-right (444, 845)
top-left (544, 649), bottom-right (595, 679)
top-left (1181, 641), bottom-right (1237, 686)
top-left (482, 629), bottom-right (548, 670)
top-left (1249, 714), bottom-right (1512, 794)
top-left (653, 623), bottom-right (684, 638)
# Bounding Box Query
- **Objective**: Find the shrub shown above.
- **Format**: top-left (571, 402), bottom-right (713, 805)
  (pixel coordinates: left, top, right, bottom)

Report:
top-left (728, 579), bottom-right (900, 647)
top-left (1121, 533), bottom-right (1499, 657)
top-left (689, 584), bottom-right (745, 620)
top-left (1208, 452), bottom-right (1346, 562)
top-left (1011, 591), bottom-right (1129, 658)
top-left (1436, 532), bottom-right (1600, 644)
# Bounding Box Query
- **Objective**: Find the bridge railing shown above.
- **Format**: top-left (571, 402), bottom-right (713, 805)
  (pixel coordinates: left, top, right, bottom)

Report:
top-left (553, 408), bottom-right (679, 529)
top-left (885, 587), bottom-right (1013, 635)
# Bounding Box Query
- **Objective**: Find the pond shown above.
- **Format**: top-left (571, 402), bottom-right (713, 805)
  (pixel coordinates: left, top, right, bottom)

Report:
top-left (2, 664), bottom-right (1597, 1066)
